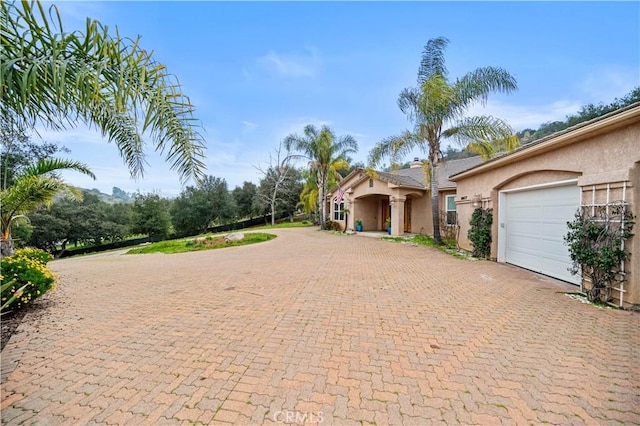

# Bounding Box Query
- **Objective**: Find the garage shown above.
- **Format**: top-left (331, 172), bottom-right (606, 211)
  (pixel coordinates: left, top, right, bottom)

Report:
top-left (500, 183), bottom-right (581, 284)
top-left (451, 106), bottom-right (639, 305)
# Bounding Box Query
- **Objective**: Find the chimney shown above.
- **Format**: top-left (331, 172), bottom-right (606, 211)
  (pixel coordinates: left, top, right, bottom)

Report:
top-left (410, 158), bottom-right (423, 168)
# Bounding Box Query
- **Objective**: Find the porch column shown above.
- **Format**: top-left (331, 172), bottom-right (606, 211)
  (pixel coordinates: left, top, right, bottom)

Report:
top-left (346, 198), bottom-right (355, 231)
top-left (390, 196), bottom-right (406, 236)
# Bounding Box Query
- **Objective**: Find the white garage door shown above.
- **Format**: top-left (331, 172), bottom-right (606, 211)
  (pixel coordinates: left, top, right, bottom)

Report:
top-left (503, 184), bottom-right (580, 284)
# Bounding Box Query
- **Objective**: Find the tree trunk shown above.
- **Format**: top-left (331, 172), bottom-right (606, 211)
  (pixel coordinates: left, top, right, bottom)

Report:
top-left (318, 170), bottom-right (326, 229)
top-left (430, 159), bottom-right (442, 245)
top-left (1, 237), bottom-right (15, 258)
top-left (271, 198), bottom-right (276, 225)
top-left (57, 239), bottom-right (69, 258)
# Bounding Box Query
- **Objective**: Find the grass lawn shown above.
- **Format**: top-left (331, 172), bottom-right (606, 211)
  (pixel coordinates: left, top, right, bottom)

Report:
top-left (381, 234), bottom-right (475, 260)
top-left (247, 220), bottom-right (314, 230)
top-left (126, 232), bottom-right (276, 254)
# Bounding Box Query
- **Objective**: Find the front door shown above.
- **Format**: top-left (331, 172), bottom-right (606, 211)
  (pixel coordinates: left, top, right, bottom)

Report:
top-left (381, 199), bottom-right (390, 229)
top-left (404, 198), bottom-right (412, 232)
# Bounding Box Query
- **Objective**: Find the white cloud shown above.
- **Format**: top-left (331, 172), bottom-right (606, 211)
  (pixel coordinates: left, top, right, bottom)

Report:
top-left (242, 120), bottom-right (260, 132)
top-left (30, 125), bottom-right (105, 146)
top-left (257, 47), bottom-right (321, 78)
top-left (241, 67), bottom-right (253, 81)
top-left (205, 149), bottom-right (237, 167)
top-left (578, 66), bottom-right (639, 104)
top-left (466, 99), bottom-right (582, 131)
top-left (461, 66), bottom-right (639, 132)
top-left (274, 117), bottom-right (333, 141)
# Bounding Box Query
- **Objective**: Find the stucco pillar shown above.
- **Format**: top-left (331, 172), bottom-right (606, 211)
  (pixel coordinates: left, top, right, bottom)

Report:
top-left (390, 196), bottom-right (406, 236)
top-left (345, 198), bottom-right (354, 231)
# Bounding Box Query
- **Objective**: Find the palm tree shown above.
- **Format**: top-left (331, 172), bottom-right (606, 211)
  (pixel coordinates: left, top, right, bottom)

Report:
top-left (298, 171), bottom-right (319, 220)
top-left (368, 37), bottom-right (519, 244)
top-left (1, 158), bottom-right (95, 257)
top-left (1, 1), bottom-right (206, 182)
top-left (284, 125), bottom-right (357, 229)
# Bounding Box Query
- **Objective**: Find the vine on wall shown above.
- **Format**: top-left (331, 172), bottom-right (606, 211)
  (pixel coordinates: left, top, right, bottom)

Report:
top-left (565, 202), bottom-right (635, 303)
top-left (468, 208), bottom-right (492, 259)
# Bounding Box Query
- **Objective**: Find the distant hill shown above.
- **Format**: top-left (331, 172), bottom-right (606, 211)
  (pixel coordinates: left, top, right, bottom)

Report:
top-left (81, 187), bottom-right (134, 204)
top-left (517, 87), bottom-right (639, 144)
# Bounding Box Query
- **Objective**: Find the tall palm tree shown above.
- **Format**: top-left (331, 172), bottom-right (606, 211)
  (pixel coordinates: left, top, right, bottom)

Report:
top-left (285, 125), bottom-right (357, 229)
top-left (368, 37), bottom-right (519, 244)
top-left (1, 1), bottom-right (206, 182)
top-left (1, 158), bottom-right (95, 257)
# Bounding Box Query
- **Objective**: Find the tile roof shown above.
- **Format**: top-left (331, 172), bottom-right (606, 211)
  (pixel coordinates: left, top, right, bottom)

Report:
top-left (372, 169), bottom-right (426, 188)
top-left (391, 156), bottom-right (484, 189)
top-left (329, 156), bottom-right (485, 196)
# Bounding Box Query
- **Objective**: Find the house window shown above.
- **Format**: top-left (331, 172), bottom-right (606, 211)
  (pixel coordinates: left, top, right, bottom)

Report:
top-left (369, 178), bottom-right (374, 188)
top-left (333, 198), bottom-right (345, 221)
top-left (446, 195), bottom-right (457, 225)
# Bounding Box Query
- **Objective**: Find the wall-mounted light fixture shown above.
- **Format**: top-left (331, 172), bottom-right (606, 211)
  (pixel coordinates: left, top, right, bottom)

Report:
top-left (471, 194), bottom-right (482, 208)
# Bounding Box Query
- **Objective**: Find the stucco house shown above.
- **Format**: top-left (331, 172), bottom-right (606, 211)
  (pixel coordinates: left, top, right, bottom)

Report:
top-left (450, 103), bottom-right (640, 307)
top-left (326, 156), bottom-right (482, 237)
top-left (328, 103), bottom-right (639, 307)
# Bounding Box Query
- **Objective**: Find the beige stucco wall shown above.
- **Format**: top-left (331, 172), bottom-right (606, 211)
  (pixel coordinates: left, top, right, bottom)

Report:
top-left (453, 118), bottom-right (640, 307)
top-left (327, 170), bottom-right (460, 236)
top-left (351, 195), bottom-right (381, 231)
top-left (409, 194), bottom-right (432, 235)
top-left (328, 171), bottom-right (440, 235)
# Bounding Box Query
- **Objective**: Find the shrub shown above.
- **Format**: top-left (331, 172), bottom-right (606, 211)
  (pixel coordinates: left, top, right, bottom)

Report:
top-left (1, 248), bottom-right (56, 313)
top-left (438, 212), bottom-right (459, 241)
top-left (468, 208), bottom-right (492, 259)
top-left (565, 203), bottom-right (635, 303)
top-left (15, 247), bottom-right (54, 264)
top-left (325, 220), bottom-right (343, 231)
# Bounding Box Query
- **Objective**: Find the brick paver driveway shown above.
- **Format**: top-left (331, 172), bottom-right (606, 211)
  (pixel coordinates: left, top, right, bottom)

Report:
top-left (1, 227), bottom-right (639, 425)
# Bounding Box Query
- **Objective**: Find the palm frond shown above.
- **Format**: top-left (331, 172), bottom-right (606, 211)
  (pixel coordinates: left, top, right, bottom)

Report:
top-left (453, 66), bottom-right (518, 112)
top-left (368, 131), bottom-right (423, 168)
top-left (1, 0), bottom-right (207, 182)
top-left (397, 87), bottom-right (421, 121)
top-left (334, 134), bottom-right (358, 158)
top-left (1, 175), bottom-right (66, 232)
top-left (303, 124), bottom-right (321, 141)
top-left (417, 37), bottom-right (449, 83)
top-left (22, 158), bottom-right (96, 179)
top-left (417, 75), bottom-right (458, 124)
top-left (0, 153), bottom-right (94, 240)
top-left (445, 116), bottom-right (519, 159)
top-left (89, 106), bottom-right (146, 178)
top-left (298, 176), bottom-right (319, 216)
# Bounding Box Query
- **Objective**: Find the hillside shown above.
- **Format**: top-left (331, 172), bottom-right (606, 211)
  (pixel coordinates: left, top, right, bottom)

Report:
top-left (81, 187), bottom-right (134, 204)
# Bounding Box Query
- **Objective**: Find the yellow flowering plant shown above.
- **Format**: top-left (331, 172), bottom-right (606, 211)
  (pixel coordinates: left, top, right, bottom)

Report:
top-left (1, 248), bottom-right (56, 313)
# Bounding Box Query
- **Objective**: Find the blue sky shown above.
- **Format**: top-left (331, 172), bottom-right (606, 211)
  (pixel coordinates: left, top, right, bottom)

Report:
top-left (37, 1), bottom-right (639, 197)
